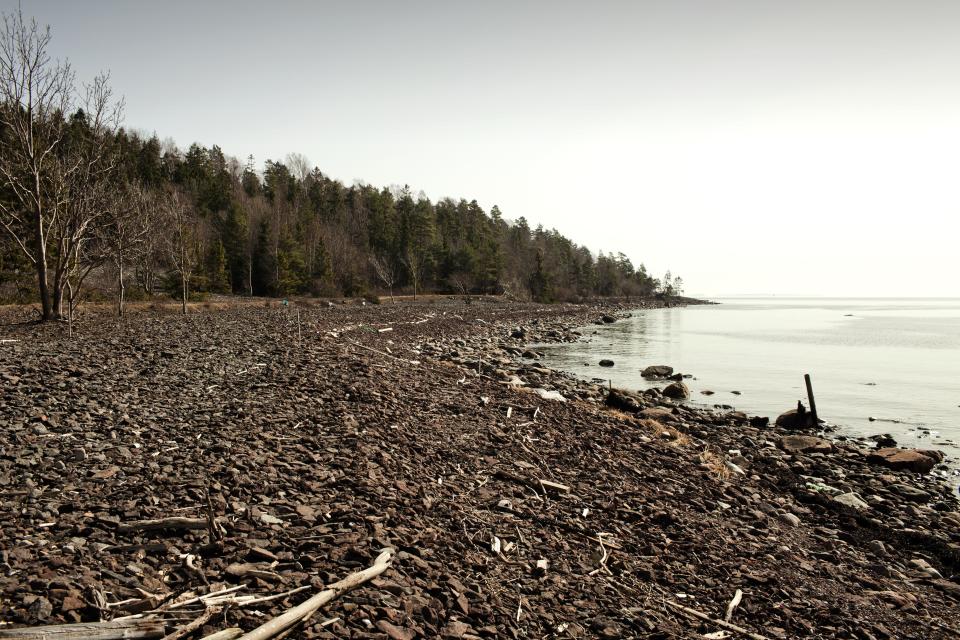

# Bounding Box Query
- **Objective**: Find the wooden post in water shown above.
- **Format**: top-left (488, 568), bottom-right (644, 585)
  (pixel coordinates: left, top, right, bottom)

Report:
top-left (804, 373), bottom-right (819, 426)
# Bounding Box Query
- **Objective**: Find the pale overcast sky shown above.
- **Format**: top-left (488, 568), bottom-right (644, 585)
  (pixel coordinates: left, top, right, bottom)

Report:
top-left (5, 0), bottom-right (959, 297)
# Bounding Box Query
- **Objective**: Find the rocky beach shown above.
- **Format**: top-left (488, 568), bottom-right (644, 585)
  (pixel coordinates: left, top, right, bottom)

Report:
top-left (1, 299), bottom-right (958, 639)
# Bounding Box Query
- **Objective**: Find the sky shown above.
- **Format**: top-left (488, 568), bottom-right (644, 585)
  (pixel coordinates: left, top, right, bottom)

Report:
top-left (4, 0), bottom-right (959, 297)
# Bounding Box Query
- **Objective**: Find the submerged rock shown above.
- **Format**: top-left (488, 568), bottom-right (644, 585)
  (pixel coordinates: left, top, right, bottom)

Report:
top-left (641, 365), bottom-right (673, 379)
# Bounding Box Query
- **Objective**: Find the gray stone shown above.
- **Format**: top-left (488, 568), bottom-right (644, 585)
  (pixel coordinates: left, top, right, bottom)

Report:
top-left (834, 492), bottom-right (870, 510)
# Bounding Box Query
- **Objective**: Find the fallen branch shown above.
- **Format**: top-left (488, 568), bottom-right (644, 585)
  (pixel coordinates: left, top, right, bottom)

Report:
top-left (117, 517), bottom-right (222, 534)
top-left (725, 589), bottom-right (743, 622)
top-left (236, 548), bottom-right (395, 640)
top-left (665, 600), bottom-right (770, 640)
top-left (199, 630), bottom-right (242, 640)
top-left (0, 619), bottom-right (165, 640)
top-left (348, 340), bottom-right (416, 364)
top-left (161, 607), bottom-right (220, 640)
top-left (494, 470), bottom-right (571, 496)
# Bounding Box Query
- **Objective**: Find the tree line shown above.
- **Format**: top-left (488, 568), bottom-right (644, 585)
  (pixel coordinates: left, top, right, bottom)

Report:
top-left (0, 11), bottom-right (683, 321)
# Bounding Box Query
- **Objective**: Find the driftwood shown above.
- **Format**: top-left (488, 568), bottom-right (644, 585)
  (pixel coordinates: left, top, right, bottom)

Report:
top-left (160, 608), bottom-right (219, 640)
top-left (494, 470), bottom-right (570, 496)
top-left (198, 631), bottom-right (242, 640)
top-left (236, 548), bottom-right (395, 640)
top-left (665, 600), bottom-right (770, 640)
top-left (0, 619), bottom-right (166, 640)
top-left (724, 589), bottom-right (743, 622)
top-left (117, 517), bottom-right (220, 534)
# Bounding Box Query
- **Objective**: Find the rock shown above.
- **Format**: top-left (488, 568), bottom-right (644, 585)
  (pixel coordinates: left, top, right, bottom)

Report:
top-left (931, 579), bottom-right (960, 599)
top-left (775, 408), bottom-right (812, 430)
top-left (521, 350), bottom-right (539, 359)
top-left (60, 594), bottom-right (85, 612)
top-left (599, 359), bottom-right (615, 367)
top-left (778, 435), bottom-right (833, 454)
top-left (28, 596), bottom-right (53, 622)
top-left (377, 621), bottom-right (416, 640)
top-left (866, 448), bottom-right (943, 474)
top-left (641, 365), bottom-right (673, 379)
top-left (441, 620), bottom-right (472, 638)
top-left (662, 382), bottom-right (689, 400)
top-left (533, 388), bottom-right (565, 402)
top-left (639, 407), bottom-right (675, 422)
top-left (606, 389), bottom-right (642, 413)
top-left (834, 492), bottom-right (870, 510)
top-left (909, 558), bottom-right (943, 579)
top-left (889, 483), bottom-right (930, 503)
top-left (700, 390), bottom-right (715, 395)
top-left (869, 434), bottom-right (897, 448)
top-left (867, 540), bottom-right (888, 557)
top-left (779, 512), bottom-right (801, 527)
top-left (600, 314), bottom-right (616, 324)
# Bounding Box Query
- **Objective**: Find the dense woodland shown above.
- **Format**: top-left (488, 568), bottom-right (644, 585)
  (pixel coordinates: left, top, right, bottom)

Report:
top-left (0, 11), bottom-right (681, 321)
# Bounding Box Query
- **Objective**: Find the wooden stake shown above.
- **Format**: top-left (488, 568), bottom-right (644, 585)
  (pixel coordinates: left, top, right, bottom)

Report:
top-left (804, 374), bottom-right (818, 425)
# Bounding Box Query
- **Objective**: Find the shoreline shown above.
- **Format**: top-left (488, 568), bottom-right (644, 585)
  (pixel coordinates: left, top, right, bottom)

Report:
top-left (536, 302), bottom-right (960, 482)
top-left (1, 300), bottom-right (958, 637)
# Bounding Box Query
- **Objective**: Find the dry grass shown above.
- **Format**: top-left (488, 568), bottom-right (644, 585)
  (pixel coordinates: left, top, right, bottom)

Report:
top-left (603, 407), bottom-right (691, 447)
top-left (699, 449), bottom-right (733, 480)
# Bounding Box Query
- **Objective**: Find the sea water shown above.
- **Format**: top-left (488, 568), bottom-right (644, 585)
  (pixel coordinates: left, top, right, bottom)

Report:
top-left (536, 298), bottom-right (960, 479)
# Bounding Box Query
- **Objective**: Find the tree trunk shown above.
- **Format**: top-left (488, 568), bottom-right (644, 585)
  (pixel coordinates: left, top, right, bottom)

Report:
top-left (181, 271), bottom-right (187, 314)
top-left (52, 277), bottom-right (64, 321)
top-left (32, 209), bottom-right (52, 321)
top-left (117, 261), bottom-right (125, 317)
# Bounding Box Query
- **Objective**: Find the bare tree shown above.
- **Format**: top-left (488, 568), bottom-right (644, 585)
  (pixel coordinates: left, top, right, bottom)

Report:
top-left (0, 10), bottom-right (122, 321)
top-left (285, 152), bottom-right (311, 182)
top-left (402, 247), bottom-right (426, 300)
top-left (0, 10), bottom-right (74, 320)
top-left (163, 190), bottom-right (197, 314)
top-left (100, 183), bottom-right (152, 316)
top-left (369, 254), bottom-right (396, 302)
top-left (50, 75), bottom-right (123, 318)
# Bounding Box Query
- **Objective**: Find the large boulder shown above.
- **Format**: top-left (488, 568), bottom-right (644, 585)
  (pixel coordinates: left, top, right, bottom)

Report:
top-left (642, 365), bottom-right (674, 379)
top-left (662, 382), bottom-right (689, 400)
top-left (866, 448), bottom-right (944, 474)
top-left (779, 435), bottom-right (833, 454)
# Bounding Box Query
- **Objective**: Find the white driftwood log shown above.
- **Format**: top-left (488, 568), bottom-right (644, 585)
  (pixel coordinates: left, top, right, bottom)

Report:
top-left (236, 548), bottom-right (395, 640)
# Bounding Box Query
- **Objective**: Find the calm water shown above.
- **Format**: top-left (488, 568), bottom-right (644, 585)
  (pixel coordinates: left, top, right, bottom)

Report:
top-left (537, 298), bottom-right (960, 479)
